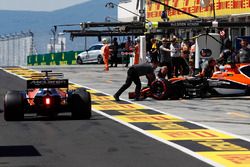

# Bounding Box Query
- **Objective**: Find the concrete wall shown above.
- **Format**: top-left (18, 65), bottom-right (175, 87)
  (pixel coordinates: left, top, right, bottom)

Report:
top-left (0, 32), bottom-right (33, 66)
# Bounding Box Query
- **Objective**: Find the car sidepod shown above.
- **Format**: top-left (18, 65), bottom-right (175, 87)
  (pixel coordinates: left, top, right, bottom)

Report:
top-left (208, 79), bottom-right (247, 95)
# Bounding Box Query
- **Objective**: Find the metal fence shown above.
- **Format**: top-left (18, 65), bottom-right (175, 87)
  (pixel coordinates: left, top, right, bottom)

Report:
top-left (0, 31), bottom-right (34, 66)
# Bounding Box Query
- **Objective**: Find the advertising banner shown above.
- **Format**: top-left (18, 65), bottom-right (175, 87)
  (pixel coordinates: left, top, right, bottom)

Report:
top-left (27, 51), bottom-right (81, 66)
top-left (146, 0), bottom-right (250, 22)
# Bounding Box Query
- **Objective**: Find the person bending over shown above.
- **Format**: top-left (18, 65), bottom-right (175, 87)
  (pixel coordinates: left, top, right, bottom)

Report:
top-left (113, 61), bottom-right (158, 101)
top-left (199, 57), bottom-right (218, 78)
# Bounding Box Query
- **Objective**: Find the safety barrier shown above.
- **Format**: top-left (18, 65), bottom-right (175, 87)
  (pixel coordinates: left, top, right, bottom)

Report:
top-left (27, 51), bottom-right (83, 66)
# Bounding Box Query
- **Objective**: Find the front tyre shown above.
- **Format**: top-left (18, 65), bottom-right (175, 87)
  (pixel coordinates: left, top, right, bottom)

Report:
top-left (150, 79), bottom-right (170, 100)
top-left (4, 91), bottom-right (25, 121)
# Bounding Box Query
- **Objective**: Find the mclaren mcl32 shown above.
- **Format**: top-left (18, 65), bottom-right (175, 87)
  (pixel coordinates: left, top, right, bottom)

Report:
top-left (129, 63), bottom-right (250, 100)
top-left (4, 70), bottom-right (91, 121)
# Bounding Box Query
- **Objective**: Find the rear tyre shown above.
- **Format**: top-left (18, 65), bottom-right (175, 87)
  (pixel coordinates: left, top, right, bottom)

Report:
top-left (69, 88), bottom-right (91, 119)
top-left (4, 91), bottom-right (25, 121)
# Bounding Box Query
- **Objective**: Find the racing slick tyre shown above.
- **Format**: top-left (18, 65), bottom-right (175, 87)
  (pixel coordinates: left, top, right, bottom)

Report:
top-left (4, 91), bottom-right (25, 121)
top-left (168, 81), bottom-right (185, 100)
top-left (70, 88), bottom-right (92, 119)
top-left (150, 79), bottom-right (170, 100)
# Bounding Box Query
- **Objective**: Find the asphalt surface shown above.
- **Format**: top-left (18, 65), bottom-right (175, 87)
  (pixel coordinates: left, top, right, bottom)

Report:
top-left (0, 66), bottom-right (214, 167)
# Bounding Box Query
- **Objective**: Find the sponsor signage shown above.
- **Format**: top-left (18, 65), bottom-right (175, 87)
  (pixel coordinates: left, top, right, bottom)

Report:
top-left (27, 79), bottom-right (68, 88)
top-left (146, 0), bottom-right (250, 22)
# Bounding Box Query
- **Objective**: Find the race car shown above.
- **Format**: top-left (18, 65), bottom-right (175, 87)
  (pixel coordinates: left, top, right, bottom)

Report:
top-left (129, 63), bottom-right (250, 100)
top-left (4, 70), bottom-right (91, 121)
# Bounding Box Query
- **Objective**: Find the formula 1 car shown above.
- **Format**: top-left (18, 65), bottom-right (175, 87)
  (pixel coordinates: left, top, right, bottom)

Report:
top-left (4, 70), bottom-right (91, 121)
top-left (129, 63), bottom-right (250, 100)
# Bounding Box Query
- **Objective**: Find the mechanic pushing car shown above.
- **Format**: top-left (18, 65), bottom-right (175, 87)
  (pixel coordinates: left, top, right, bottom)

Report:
top-left (199, 57), bottom-right (218, 78)
top-left (113, 61), bottom-right (158, 101)
top-left (157, 66), bottom-right (168, 79)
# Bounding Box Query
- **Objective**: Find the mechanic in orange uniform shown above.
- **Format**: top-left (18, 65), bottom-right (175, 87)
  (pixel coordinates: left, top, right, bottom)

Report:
top-left (134, 37), bottom-right (140, 65)
top-left (101, 38), bottom-right (110, 71)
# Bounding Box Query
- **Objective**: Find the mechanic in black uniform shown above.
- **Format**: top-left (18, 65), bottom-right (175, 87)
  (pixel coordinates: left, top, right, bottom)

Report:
top-left (236, 39), bottom-right (250, 63)
top-left (110, 37), bottom-right (119, 67)
top-left (113, 61), bottom-right (158, 101)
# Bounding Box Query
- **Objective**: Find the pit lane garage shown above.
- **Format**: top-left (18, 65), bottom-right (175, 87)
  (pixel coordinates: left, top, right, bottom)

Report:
top-left (59, 15), bottom-right (250, 101)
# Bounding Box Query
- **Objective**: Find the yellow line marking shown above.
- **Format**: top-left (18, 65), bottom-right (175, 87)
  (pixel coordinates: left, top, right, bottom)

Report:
top-left (198, 151), bottom-right (250, 167)
top-left (147, 129), bottom-right (235, 140)
top-left (114, 115), bottom-right (181, 122)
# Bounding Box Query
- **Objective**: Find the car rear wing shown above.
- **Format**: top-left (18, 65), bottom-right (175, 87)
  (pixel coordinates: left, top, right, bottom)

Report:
top-left (31, 70), bottom-right (64, 79)
top-left (27, 79), bottom-right (68, 89)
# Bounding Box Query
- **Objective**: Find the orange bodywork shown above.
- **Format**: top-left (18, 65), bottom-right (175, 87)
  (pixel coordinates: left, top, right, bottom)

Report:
top-left (212, 63), bottom-right (250, 85)
top-left (27, 88), bottom-right (67, 106)
top-left (27, 89), bottom-right (40, 105)
top-left (168, 77), bottom-right (185, 83)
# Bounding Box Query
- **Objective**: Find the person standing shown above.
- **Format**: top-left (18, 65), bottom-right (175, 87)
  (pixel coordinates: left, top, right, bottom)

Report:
top-left (217, 40), bottom-right (235, 65)
top-left (101, 38), bottom-right (110, 71)
top-left (180, 39), bottom-right (190, 75)
top-left (170, 36), bottom-right (181, 77)
top-left (149, 38), bottom-right (159, 63)
top-left (159, 38), bottom-right (172, 79)
top-left (113, 61), bottom-right (158, 101)
top-left (110, 37), bottom-right (119, 67)
top-left (134, 37), bottom-right (140, 65)
top-left (236, 39), bottom-right (250, 63)
top-left (125, 36), bottom-right (133, 67)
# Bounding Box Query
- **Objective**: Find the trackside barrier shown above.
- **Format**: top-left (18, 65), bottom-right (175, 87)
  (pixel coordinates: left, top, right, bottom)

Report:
top-left (27, 51), bottom-right (83, 66)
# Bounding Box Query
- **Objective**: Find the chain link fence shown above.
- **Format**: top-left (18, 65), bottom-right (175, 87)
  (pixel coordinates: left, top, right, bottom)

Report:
top-left (0, 31), bottom-right (34, 66)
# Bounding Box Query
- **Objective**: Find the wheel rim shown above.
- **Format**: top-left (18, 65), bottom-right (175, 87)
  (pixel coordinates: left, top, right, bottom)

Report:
top-left (151, 80), bottom-right (167, 99)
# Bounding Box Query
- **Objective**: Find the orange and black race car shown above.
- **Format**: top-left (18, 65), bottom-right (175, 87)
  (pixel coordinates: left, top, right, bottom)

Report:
top-left (4, 70), bottom-right (91, 121)
top-left (129, 63), bottom-right (250, 100)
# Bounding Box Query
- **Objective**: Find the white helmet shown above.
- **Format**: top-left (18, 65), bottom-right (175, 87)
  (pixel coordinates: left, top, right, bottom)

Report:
top-left (102, 38), bottom-right (108, 44)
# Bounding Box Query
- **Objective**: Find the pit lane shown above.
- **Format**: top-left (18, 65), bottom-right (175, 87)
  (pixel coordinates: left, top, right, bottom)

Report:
top-left (1, 65), bottom-right (250, 167)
